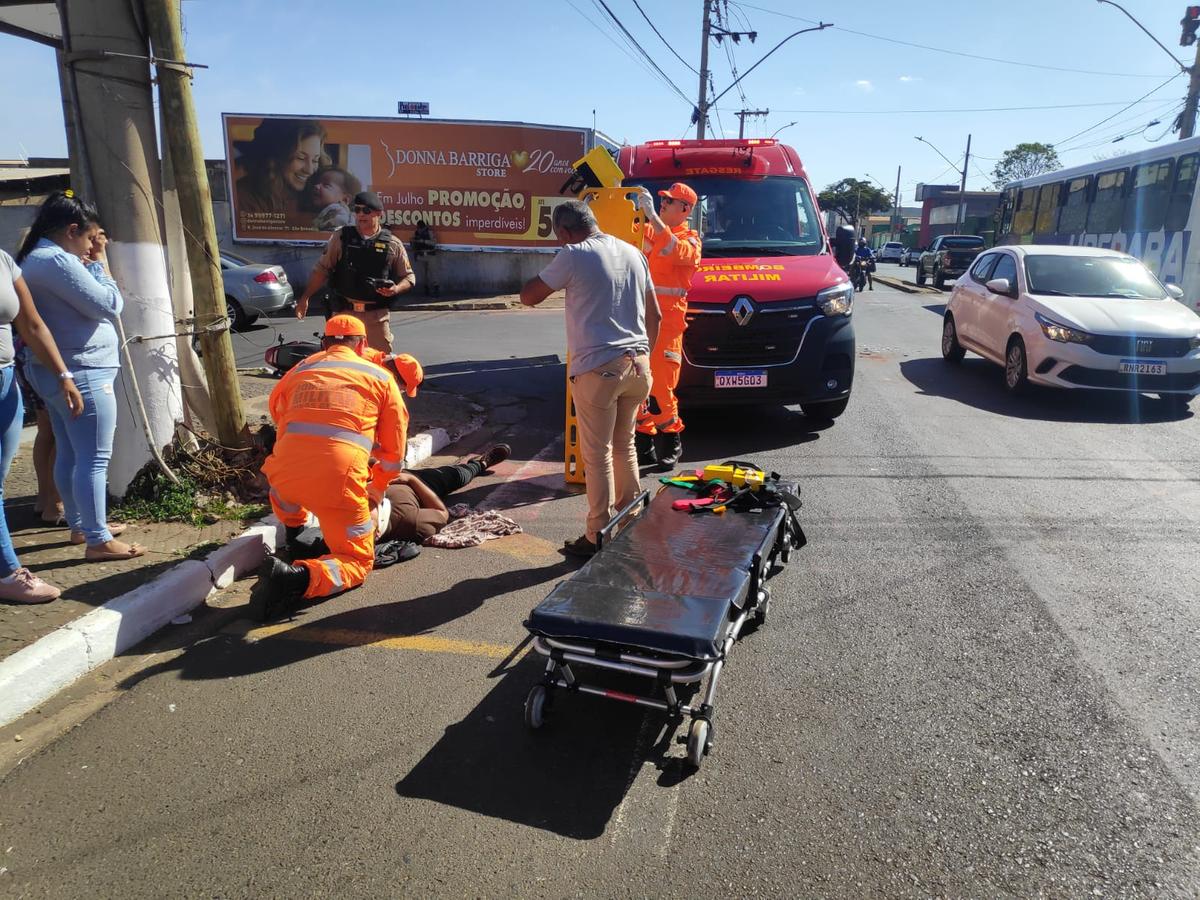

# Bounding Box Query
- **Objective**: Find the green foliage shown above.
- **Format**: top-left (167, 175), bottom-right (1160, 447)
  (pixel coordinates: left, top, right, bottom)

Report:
top-left (991, 142), bottom-right (1061, 187)
top-left (112, 471), bottom-right (266, 527)
top-left (817, 178), bottom-right (892, 224)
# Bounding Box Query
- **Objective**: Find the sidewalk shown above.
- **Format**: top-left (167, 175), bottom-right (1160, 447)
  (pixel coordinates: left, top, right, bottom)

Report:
top-left (401, 290), bottom-right (565, 312)
top-left (0, 385), bottom-right (485, 726)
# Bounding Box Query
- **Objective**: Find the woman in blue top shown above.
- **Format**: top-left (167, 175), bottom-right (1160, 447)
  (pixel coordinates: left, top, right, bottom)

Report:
top-left (16, 191), bottom-right (145, 561)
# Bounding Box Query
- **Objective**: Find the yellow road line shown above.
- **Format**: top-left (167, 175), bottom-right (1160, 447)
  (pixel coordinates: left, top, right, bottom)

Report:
top-left (235, 622), bottom-right (516, 659)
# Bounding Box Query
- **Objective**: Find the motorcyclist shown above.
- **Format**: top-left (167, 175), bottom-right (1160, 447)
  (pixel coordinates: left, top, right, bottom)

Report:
top-left (853, 237), bottom-right (875, 290)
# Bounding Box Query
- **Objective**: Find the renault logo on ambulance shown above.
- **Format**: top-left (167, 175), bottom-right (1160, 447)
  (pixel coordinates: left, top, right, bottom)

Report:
top-left (731, 296), bottom-right (755, 326)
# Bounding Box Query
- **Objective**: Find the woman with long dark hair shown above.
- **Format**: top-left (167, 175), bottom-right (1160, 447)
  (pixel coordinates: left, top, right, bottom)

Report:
top-left (235, 118), bottom-right (327, 223)
top-left (16, 191), bottom-right (145, 562)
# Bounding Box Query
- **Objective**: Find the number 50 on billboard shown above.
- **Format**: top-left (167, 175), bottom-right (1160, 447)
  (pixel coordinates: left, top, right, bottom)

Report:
top-left (222, 113), bottom-right (589, 249)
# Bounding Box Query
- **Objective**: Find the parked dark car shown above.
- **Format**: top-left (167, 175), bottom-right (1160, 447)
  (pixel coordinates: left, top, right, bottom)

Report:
top-left (917, 235), bottom-right (986, 290)
top-left (900, 246), bottom-right (921, 267)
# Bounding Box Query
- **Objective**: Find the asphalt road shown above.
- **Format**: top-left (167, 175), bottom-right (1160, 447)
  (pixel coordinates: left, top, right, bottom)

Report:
top-left (2, 284), bottom-right (1199, 897)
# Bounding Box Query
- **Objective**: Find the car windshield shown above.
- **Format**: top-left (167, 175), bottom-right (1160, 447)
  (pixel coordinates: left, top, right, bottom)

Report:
top-left (885, 243), bottom-right (902, 249)
top-left (221, 251), bottom-right (254, 267)
top-left (942, 237), bottom-right (984, 248)
top-left (630, 176), bottom-right (824, 257)
top-left (1024, 254), bottom-right (1168, 299)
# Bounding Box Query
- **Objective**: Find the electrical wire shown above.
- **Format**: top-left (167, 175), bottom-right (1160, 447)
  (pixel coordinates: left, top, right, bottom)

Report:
top-left (1053, 73), bottom-right (1184, 147)
top-left (760, 99), bottom-right (1179, 115)
top-left (732, 1), bottom-right (1175, 79)
top-left (591, 0), bottom-right (694, 107)
top-left (564, 0), bottom-right (689, 103)
top-left (1056, 97), bottom-right (1183, 152)
top-left (629, 0), bottom-right (698, 74)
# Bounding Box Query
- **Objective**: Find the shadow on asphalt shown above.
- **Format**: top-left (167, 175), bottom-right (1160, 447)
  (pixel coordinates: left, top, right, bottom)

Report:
top-left (900, 356), bottom-right (1195, 425)
top-left (395, 653), bottom-right (692, 839)
top-left (681, 404), bottom-right (830, 461)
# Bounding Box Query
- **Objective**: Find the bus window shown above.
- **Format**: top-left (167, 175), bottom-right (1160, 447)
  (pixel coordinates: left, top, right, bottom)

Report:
top-left (1123, 158), bottom-right (1173, 233)
top-left (1057, 176), bottom-right (1091, 234)
top-left (1087, 168), bottom-right (1127, 233)
top-left (1034, 182), bottom-right (1062, 235)
top-left (998, 187), bottom-right (1016, 237)
top-left (1165, 152), bottom-right (1198, 232)
top-left (1012, 188), bottom-right (1037, 237)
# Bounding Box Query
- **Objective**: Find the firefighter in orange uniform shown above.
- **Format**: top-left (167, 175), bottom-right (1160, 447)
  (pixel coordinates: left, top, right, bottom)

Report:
top-left (253, 315), bottom-right (406, 618)
top-left (634, 182), bottom-right (702, 469)
top-left (362, 349), bottom-right (423, 462)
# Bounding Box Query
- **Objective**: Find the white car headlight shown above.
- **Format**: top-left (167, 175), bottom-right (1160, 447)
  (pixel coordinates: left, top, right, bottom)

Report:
top-left (817, 283), bottom-right (853, 317)
top-left (1035, 311), bottom-right (1092, 344)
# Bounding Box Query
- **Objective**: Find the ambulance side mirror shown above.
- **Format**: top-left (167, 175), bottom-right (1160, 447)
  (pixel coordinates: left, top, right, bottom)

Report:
top-left (833, 225), bottom-right (855, 267)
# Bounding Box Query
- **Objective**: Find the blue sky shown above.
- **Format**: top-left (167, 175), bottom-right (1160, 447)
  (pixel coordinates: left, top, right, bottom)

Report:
top-left (0, 0), bottom-right (1187, 206)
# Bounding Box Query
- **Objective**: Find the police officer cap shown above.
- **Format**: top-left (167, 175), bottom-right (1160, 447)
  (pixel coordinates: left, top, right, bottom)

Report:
top-left (353, 191), bottom-right (384, 212)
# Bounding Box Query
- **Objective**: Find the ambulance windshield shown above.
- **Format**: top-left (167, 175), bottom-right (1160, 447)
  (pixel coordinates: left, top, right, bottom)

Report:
top-left (635, 176), bottom-right (824, 258)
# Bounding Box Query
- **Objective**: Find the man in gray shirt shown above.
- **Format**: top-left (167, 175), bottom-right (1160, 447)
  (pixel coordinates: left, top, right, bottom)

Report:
top-left (521, 200), bottom-right (661, 557)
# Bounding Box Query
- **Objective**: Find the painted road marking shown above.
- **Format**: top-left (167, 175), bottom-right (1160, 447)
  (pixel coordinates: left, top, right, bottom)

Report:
top-left (478, 437), bottom-right (569, 524)
top-left (224, 621), bottom-right (517, 659)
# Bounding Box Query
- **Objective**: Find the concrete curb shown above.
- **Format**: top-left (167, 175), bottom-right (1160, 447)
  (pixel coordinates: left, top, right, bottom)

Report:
top-left (402, 300), bottom-right (517, 312)
top-left (0, 421), bottom-right (470, 728)
top-left (875, 274), bottom-right (942, 297)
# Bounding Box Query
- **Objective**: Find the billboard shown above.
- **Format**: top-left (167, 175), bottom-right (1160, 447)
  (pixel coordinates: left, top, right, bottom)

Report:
top-left (222, 114), bottom-right (590, 249)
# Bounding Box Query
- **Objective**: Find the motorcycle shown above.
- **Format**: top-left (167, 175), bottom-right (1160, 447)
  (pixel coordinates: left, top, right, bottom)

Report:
top-left (849, 257), bottom-right (870, 292)
top-left (264, 333), bottom-right (320, 376)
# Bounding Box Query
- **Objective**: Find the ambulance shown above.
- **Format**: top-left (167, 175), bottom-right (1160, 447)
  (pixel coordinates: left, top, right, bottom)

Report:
top-left (617, 138), bottom-right (855, 421)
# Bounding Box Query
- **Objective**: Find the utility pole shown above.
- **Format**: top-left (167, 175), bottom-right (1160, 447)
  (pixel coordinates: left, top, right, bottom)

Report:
top-left (956, 133), bottom-right (972, 232)
top-left (735, 108), bottom-right (769, 139)
top-left (893, 164), bottom-right (902, 240)
top-left (695, 0), bottom-right (713, 139)
top-left (59, 0), bottom-right (184, 493)
top-left (1182, 55), bottom-right (1200, 138)
top-left (144, 0), bottom-right (246, 446)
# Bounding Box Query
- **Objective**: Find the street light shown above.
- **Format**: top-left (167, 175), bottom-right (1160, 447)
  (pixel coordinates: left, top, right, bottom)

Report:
top-left (770, 121), bottom-right (797, 139)
top-left (915, 134), bottom-right (971, 233)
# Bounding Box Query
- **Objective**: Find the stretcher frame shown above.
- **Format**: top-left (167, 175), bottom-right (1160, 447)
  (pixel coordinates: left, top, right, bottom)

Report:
top-left (523, 487), bottom-right (803, 769)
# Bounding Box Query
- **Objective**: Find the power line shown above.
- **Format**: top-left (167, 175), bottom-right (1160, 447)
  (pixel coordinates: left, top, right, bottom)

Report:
top-left (1057, 98), bottom-right (1183, 153)
top-left (1053, 73), bottom-right (1184, 147)
top-left (734, 1), bottom-right (1175, 79)
top-left (564, 0), bottom-right (685, 99)
top-left (591, 0), bottom-right (694, 107)
top-left (740, 98), bottom-right (1178, 115)
top-left (630, 0), bottom-right (698, 75)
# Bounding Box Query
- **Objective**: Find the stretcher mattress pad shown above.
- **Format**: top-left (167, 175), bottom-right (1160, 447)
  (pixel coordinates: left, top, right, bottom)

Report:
top-left (527, 484), bottom-right (789, 660)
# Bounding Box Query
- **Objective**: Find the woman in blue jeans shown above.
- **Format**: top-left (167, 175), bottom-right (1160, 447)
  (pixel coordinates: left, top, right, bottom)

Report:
top-left (16, 191), bottom-right (144, 562)
top-left (0, 249), bottom-right (83, 603)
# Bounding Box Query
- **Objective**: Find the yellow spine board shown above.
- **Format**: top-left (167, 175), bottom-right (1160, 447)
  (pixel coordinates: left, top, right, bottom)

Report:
top-left (563, 187), bottom-right (647, 484)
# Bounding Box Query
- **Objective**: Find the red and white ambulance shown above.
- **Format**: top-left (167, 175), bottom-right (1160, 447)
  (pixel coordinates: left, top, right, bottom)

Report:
top-left (617, 138), bottom-right (855, 420)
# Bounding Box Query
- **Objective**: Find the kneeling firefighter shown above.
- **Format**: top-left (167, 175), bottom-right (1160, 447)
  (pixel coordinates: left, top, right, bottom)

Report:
top-left (254, 315), bottom-right (406, 617)
top-left (634, 182), bottom-right (701, 469)
top-left (295, 191), bottom-right (415, 353)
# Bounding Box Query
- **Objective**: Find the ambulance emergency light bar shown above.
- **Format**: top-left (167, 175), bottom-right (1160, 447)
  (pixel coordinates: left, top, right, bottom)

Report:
top-left (644, 138), bottom-right (779, 148)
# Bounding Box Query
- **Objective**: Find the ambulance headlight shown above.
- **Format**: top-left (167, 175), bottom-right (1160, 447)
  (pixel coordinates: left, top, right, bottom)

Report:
top-left (817, 283), bottom-right (854, 317)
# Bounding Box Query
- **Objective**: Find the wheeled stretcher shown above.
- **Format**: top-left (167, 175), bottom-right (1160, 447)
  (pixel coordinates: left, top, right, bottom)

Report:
top-left (523, 479), bottom-right (805, 768)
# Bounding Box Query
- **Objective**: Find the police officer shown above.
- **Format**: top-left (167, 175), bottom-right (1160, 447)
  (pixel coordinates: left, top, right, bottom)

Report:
top-left (296, 191), bottom-right (415, 352)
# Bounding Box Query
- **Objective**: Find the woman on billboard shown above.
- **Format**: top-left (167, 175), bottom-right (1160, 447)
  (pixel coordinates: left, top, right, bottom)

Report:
top-left (234, 118), bottom-right (328, 227)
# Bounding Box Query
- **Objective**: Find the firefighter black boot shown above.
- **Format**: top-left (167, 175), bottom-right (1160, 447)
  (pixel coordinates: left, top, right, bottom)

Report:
top-left (249, 557), bottom-right (310, 621)
top-left (635, 431), bottom-right (658, 467)
top-left (655, 432), bottom-right (682, 471)
top-left (285, 524), bottom-right (328, 559)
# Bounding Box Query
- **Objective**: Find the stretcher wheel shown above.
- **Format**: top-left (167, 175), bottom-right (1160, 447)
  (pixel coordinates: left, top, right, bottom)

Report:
top-left (686, 718), bottom-right (711, 769)
top-left (524, 685), bottom-right (548, 730)
top-left (754, 595), bottom-right (770, 626)
top-left (780, 532), bottom-right (792, 564)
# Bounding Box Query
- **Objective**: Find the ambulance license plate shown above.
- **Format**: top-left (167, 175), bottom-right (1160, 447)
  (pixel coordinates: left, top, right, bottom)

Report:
top-left (715, 369), bottom-right (767, 388)
top-left (1118, 359), bottom-right (1166, 376)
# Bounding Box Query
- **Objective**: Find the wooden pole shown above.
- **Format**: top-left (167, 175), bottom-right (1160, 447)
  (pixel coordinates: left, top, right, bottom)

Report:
top-left (142, 0), bottom-right (246, 445)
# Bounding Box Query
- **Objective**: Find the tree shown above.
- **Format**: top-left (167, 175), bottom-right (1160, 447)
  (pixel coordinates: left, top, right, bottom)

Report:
top-left (991, 142), bottom-right (1061, 186)
top-left (817, 178), bottom-right (892, 225)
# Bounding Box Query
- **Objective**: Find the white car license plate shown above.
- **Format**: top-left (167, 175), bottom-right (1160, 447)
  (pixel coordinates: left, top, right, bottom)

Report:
top-left (1118, 359), bottom-right (1167, 376)
top-left (715, 369), bottom-right (767, 388)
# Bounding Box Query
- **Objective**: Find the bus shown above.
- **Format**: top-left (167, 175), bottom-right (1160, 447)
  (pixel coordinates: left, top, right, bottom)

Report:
top-left (997, 136), bottom-right (1200, 312)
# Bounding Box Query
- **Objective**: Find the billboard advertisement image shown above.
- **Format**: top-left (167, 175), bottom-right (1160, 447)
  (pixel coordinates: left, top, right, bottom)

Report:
top-left (222, 114), bottom-right (590, 249)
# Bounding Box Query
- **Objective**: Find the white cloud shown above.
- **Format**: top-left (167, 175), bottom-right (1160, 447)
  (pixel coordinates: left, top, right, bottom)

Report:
top-left (899, 75), bottom-right (920, 83)
top-left (854, 80), bottom-right (874, 92)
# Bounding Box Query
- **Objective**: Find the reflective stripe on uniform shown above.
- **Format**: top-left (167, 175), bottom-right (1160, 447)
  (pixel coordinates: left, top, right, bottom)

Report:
top-left (269, 488), bottom-right (301, 513)
top-left (654, 285), bottom-right (688, 297)
top-left (294, 359), bottom-right (388, 381)
top-left (659, 234), bottom-right (678, 256)
top-left (663, 350), bottom-right (682, 362)
top-left (286, 421), bottom-right (373, 452)
top-left (378, 458), bottom-right (403, 472)
top-left (322, 558), bottom-right (343, 589)
top-left (347, 519), bottom-right (373, 538)
top-left (687, 236), bottom-right (701, 249)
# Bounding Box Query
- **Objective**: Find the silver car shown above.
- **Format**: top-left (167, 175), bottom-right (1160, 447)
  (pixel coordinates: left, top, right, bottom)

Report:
top-left (877, 241), bottom-right (904, 263)
top-left (219, 251), bottom-right (294, 329)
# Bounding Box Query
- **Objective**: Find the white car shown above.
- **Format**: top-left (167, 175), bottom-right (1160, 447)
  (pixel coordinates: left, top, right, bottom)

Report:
top-left (877, 241), bottom-right (904, 263)
top-left (940, 244), bottom-right (1200, 411)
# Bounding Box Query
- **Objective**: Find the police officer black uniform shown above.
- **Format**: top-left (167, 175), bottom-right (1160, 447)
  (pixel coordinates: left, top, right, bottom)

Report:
top-left (296, 191), bottom-right (415, 353)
